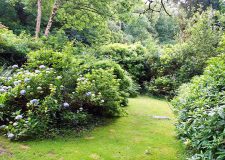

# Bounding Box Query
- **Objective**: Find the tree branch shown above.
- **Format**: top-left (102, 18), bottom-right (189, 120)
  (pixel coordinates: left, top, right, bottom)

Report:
top-left (141, 0), bottom-right (171, 16)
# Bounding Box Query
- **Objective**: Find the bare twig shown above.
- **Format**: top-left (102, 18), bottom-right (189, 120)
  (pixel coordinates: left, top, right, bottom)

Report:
top-left (141, 0), bottom-right (171, 16)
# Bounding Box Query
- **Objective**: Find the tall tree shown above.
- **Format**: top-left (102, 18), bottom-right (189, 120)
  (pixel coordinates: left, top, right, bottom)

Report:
top-left (35, 0), bottom-right (42, 38)
top-left (44, 0), bottom-right (60, 36)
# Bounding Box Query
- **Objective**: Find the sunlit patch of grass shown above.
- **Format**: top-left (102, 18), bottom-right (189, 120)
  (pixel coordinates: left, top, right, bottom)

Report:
top-left (0, 96), bottom-right (186, 160)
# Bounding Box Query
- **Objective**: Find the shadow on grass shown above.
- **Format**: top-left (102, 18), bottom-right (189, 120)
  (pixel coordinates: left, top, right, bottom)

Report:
top-left (7, 116), bottom-right (120, 143)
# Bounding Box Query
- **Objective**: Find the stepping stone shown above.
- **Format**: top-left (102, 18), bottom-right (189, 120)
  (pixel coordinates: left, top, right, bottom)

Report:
top-left (144, 149), bottom-right (151, 155)
top-left (20, 145), bottom-right (30, 150)
top-left (84, 136), bottom-right (95, 140)
top-left (152, 116), bottom-right (170, 120)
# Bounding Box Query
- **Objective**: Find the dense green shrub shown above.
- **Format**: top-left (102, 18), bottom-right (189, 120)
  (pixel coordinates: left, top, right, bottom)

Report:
top-left (0, 28), bottom-right (42, 65)
top-left (27, 49), bottom-right (132, 108)
top-left (0, 66), bottom-right (88, 140)
top-left (27, 50), bottom-right (135, 100)
top-left (41, 30), bottom-right (71, 51)
top-left (145, 76), bottom-right (178, 98)
top-left (172, 54), bottom-right (225, 159)
top-left (26, 49), bottom-right (75, 71)
top-left (97, 43), bottom-right (148, 84)
top-left (74, 69), bottom-right (122, 116)
top-left (86, 60), bottom-right (139, 99)
top-left (0, 50), bottom-right (132, 140)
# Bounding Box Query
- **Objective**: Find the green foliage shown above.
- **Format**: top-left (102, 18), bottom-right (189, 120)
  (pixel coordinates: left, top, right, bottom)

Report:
top-left (0, 28), bottom-right (42, 65)
top-left (184, 10), bottom-right (222, 57)
top-left (108, 12), bottom-right (162, 49)
top-left (97, 43), bottom-right (148, 84)
top-left (75, 69), bottom-right (122, 116)
top-left (26, 49), bottom-right (74, 71)
top-left (1, 0), bottom-right (137, 45)
top-left (172, 54), bottom-right (225, 159)
top-left (174, 0), bottom-right (220, 15)
top-left (155, 14), bottom-right (179, 44)
top-left (27, 49), bottom-right (135, 100)
top-left (87, 60), bottom-right (139, 100)
top-left (41, 30), bottom-right (71, 51)
top-left (0, 65), bottom-right (86, 140)
top-left (27, 50), bottom-right (133, 105)
top-left (0, 0), bottom-right (55, 34)
top-left (124, 15), bottom-right (155, 43)
top-left (145, 10), bottom-right (223, 98)
top-left (145, 76), bottom-right (178, 97)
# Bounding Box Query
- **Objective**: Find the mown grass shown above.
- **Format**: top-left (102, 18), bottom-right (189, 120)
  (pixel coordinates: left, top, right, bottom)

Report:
top-left (0, 96), bottom-right (186, 160)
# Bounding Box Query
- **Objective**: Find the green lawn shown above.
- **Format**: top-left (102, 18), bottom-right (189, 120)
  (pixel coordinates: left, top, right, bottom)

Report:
top-left (0, 96), bottom-right (185, 160)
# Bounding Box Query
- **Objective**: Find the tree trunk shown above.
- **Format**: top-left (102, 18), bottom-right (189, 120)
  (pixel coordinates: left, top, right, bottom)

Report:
top-left (35, 0), bottom-right (42, 38)
top-left (44, 0), bottom-right (60, 37)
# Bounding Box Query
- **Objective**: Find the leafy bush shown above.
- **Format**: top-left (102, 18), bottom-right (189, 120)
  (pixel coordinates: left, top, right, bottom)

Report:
top-left (172, 54), bottom-right (225, 159)
top-left (87, 60), bottom-right (139, 98)
top-left (74, 69), bottom-right (122, 116)
top-left (41, 30), bottom-right (71, 51)
top-left (145, 76), bottom-right (178, 98)
top-left (0, 28), bottom-right (42, 65)
top-left (0, 65), bottom-right (88, 140)
top-left (27, 50), bottom-right (135, 100)
top-left (26, 49), bottom-right (74, 71)
top-left (0, 50), bottom-right (131, 140)
top-left (97, 43), bottom-right (148, 84)
top-left (27, 50), bottom-right (132, 109)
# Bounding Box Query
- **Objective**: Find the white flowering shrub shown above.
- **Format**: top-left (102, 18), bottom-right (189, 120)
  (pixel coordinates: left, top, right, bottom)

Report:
top-left (0, 50), bottom-right (130, 140)
top-left (172, 54), bottom-right (225, 159)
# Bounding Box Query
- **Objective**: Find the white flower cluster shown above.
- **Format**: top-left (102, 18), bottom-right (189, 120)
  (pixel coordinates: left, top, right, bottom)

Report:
top-left (24, 78), bottom-right (30, 83)
top-left (77, 107), bottom-right (84, 113)
top-left (86, 92), bottom-right (92, 96)
top-left (30, 99), bottom-right (39, 106)
top-left (63, 102), bottom-right (70, 108)
top-left (35, 70), bottom-right (41, 74)
top-left (12, 64), bottom-right (18, 69)
top-left (0, 86), bottom-right (11, 93)
top-left (39, 65), bottom-right (46, 69)
top-left (15, 115), bottom-right (23, 120)
top-left (77, 77), bottom-right (88, 84)
top-left (20, 90), bottom-right (26, 95)
top-left (13, 80), bottom-right (22, 86)
top-left (7, 133), bottom-right (14, 139)
top-left (56, 76), bottom-right (62, 80)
